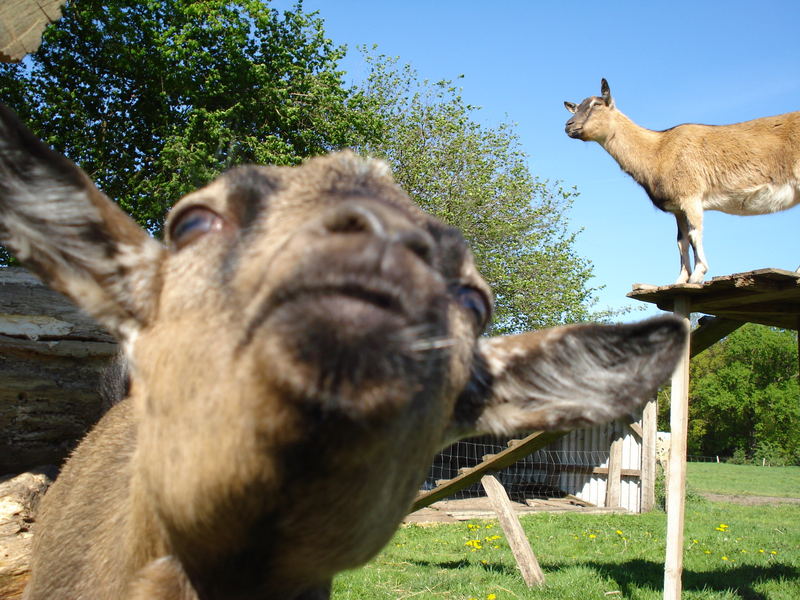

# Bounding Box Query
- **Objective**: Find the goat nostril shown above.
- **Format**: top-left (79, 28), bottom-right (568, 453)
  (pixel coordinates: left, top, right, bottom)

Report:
top-left (322, 201), bottom-right (434, 264)
top-left (397, 230), bottom-right (434, 265)
top-left (323, 204), bottom-right (385, 237)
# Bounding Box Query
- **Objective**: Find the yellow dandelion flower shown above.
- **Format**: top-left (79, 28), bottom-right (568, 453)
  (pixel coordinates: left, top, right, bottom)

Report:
top-left (487, 594), bottom-right (497, 600)
top-left (722, 556), bottom-right (729, 561)
top-left (588, 534), bottom-right (597, 539)
top-left (616, 530), bottom-right (623, 535)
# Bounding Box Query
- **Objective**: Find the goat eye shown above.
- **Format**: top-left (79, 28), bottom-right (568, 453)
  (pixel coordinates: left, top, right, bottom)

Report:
top-left (169, 207), bottom-right (224, 249)
top-left (456, 286), bottom-right (490, 330)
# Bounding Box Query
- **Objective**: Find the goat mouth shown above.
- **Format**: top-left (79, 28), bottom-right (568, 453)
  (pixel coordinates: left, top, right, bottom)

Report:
top-left (565, 126), bottom-right (582, 138)
top-left (241, 279), bottom-right (411, 348)
top-left (272, 282), bottom-right (405, 317)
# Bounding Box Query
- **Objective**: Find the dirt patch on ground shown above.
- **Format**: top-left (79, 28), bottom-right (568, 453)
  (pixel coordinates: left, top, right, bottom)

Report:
top-left (699, 492), bottom-right (800, 506)
top-left (404, 496), bottom-right (627, 524)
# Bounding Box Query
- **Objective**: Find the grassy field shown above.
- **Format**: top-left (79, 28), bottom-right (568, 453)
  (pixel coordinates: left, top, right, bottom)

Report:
top-left (686, 463), bottom-right (800, 498)
top-left (333, 502), bottom-right (800, 599)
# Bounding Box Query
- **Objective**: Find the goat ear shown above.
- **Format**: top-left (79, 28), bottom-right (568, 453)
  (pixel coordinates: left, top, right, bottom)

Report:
top-left (600, 78), bottom-right (614, 107)
top-left (0, 104), bottom-right (164, 340)
top-left (564, 101), bottom-right (578, 114)
top-left (447, 316), bottom-right (685, 441)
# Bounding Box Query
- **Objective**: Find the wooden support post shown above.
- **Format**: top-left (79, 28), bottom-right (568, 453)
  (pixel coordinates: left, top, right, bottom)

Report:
top-left (641, 398), bottom-right (658, 512)
top-left (664, 296), bottom-right (691, 600)
top-left (480, 474), bottom-right (545, 588)
top-left (605, 423), bottom-right (623, 508)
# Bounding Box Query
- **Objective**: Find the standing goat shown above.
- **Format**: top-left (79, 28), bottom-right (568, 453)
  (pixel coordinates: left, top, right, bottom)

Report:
top-left (0, 104), bottom-right (685, 600)
top-left (564, 79), bottom-right (800, 283)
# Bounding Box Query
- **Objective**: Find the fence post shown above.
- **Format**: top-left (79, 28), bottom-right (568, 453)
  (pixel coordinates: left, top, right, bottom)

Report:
top-left (641, 398), bottom-right (657, 512)
top-left (663, 295), bottom-right (691, 600)
top-left (606, 423), bottom-right (623, 508)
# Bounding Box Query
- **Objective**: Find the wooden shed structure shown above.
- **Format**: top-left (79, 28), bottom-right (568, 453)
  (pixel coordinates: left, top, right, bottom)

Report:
top-left (628, 268), bottom-right (800, 600)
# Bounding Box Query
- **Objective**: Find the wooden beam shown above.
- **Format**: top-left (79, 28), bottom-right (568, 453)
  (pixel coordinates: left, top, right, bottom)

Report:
top-left (481, 474), bottom-right (545, 587)
top-left (690, 316), bottom-right (744, 357)
top-left (664, 296), bottom-right (691, 600)
top-left (605, 425), bottom-right (623, 508)
top-left (411, 430), bottom-right (566, 512)
top-left (641, 398), bottom-right (658, 513)
top-left (534, 463), bottom-right (640, 478)
top-left (624, 418), bottom-right (644, 439)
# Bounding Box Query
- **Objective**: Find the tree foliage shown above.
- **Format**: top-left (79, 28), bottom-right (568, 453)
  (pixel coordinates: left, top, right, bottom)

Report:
top-left (0, 0), bottom-right (377, 238)
top-left (1, 4), bottom-right (604, 331)
top-left (659, 324), bottom-right (799, 464)
top-left (354, 53), bottom-right (599, 333)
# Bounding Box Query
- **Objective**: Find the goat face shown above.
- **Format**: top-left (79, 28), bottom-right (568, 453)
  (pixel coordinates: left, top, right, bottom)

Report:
top-left (564, 78), bottom-right (616, 142)
top-left (133, 156), bottom-right (493, 576)
top-left (0, 103), bottom-right (686, 598)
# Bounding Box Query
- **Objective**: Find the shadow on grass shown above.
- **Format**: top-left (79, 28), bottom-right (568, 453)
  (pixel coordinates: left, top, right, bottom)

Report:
top-left (409, 557), bottom-right (798, 599)
top-left (408, 559), bottom-right (518, 578)
top-left (545, 559), bottom-right (799, 600)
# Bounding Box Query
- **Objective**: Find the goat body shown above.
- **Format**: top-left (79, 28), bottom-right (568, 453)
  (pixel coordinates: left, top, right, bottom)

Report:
top-left (565, 79), bottom-right (800, 283)
top-left (0, 104), bottom-right (686, 599)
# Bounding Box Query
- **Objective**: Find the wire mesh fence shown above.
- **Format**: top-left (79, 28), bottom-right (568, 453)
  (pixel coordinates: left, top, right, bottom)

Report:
top-left (423, 435), bottom-right (613, 502)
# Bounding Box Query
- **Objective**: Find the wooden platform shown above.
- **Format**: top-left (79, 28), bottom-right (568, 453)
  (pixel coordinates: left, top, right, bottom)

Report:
top-left (628, 268), bottom-right (800, 331)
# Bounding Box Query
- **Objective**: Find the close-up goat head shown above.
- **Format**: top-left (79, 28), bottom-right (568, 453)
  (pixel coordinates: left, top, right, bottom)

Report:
top-left (0, 103), bottom-right (686, 599)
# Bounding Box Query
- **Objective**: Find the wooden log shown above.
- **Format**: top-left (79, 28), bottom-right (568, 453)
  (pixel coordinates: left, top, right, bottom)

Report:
top-left (480, 474), bottom-right (545, 588)
top-left (0, 0), bottom-right (67, 62)
top-left (0, 468), bottom-right (55, 599)
top-left (0, 268), bottom-right (117, 473)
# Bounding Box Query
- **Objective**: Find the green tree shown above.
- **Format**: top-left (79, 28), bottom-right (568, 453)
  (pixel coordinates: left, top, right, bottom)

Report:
top-left (0, 0), bottom-right (377, 242)
top-left (676, 324), bottom-right (799, 464)
top-left (354, 52), bottom-right (600, 333)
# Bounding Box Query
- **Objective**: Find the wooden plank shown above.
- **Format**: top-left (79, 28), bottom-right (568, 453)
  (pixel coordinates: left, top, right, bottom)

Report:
top-left (664, 296), bottom-right (691, 600)
top-left (624, 417), bottom-right (643, 439)
top-left (411, 430), bottom-right (566, 512)
top-left (641, 398), bottom-right (657, 513)
top-left (605, 424), bottom-right (623, 508)
top-left (630, 269), bottom-right (800, 331)
top-left (537, 463), bottom-right (640, 478)
top-left (0, 0), bottom-right (67, 62)
top-left (690, 316), bottom-right (744, 357)
top-left (481, 474), bottom-right (545, 588)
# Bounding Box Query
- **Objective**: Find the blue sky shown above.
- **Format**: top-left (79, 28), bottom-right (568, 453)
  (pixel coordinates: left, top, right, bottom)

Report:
top-left (275, 0), bottom-right (800, 319)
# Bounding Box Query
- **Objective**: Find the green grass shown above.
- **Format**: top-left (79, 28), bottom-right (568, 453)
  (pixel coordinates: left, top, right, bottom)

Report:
top-left (333, 503), bottom-right (800, 599)
top-left (687, 463), bottom-right (800, 498)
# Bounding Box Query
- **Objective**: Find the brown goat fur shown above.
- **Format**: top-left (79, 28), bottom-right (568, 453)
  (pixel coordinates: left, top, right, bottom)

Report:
top-left (0, 103), bottom-right (686, 599)
top-left (565, 79), bottom-right (800, 283)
